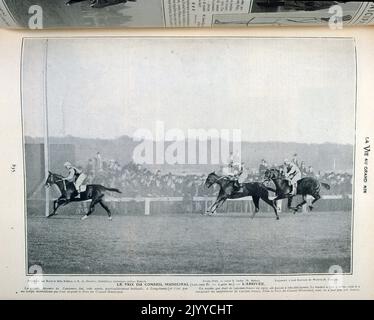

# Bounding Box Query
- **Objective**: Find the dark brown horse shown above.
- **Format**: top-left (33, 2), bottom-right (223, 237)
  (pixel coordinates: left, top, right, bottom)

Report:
top-left (45, 171), bottom-right (121, 220)
top-left (264, 168), bottom-right (330, 212)
top-left (204, 172), bottom-right (280, 220)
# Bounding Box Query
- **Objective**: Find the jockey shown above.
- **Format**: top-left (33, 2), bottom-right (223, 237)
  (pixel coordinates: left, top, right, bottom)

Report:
top-left (283, 159), bottom-right (301, 196)
top-left (63, 162), bottom-right (87, 198)
top-left (225, 153), bottom-right (243, 192)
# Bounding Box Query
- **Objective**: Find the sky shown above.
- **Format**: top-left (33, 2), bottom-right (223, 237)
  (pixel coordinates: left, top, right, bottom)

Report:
top-left (22, 37), bottom-right (356, 144)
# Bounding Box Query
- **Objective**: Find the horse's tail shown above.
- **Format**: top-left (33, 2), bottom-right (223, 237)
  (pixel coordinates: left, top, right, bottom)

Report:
top-left (320, 182), bottom-right (330, 190)
top-left (103, 187), bottom-right (122, 193)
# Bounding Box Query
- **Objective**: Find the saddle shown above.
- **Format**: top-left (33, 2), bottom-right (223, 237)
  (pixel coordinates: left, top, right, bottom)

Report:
top-left (227, 177), bottom-right (242, 194)
top-left (285, 180), bottom-right (297, 196)
top-left (71, 185), bottom-right (88, 199)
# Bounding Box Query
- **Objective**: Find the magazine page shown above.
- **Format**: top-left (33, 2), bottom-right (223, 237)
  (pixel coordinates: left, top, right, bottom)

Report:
top-left (1, 1), bottom-right (374, 29)
top-left (0, 26), bottom-right (373, 300)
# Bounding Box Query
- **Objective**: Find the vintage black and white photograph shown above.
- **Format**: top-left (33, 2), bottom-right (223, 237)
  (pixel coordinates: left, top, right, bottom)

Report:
top-left (2, 0), bottom-right (163, 28)
top-left (22, 37), bottom-right (355, 275)
top-left (2, 1), bottom-right (373, 28)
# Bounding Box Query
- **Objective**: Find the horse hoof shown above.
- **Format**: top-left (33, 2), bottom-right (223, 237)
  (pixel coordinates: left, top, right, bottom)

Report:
top-left (108, 217), bottom-right (113, 221)
top-left (290, 207), bottom-right (299, 214)
top-left (309, 206), bottom-right (314, 211)
top-left (276, 216), bottom-right (280, 220)
top-left (81, 215), bottom-right (88, 221)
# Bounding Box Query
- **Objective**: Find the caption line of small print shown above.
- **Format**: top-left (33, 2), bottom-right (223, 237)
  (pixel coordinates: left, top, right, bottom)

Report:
top-left (363, 136), bottom-right (370, 193)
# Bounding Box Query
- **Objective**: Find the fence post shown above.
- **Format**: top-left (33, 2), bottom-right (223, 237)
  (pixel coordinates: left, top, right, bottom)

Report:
top-left (303, 196), bottom-right (311, 213)
top-left (276, 199), bottom-right (282, 213)
top-left (145, 198), bottom-right (150, 216)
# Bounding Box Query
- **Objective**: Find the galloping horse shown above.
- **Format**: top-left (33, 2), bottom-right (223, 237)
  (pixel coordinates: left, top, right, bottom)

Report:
top-left (204, 172), bottom-right (280, 220)
top-left (264, 168), bottom-right (330, 212)
top-left (45, 171), bottom-right (121, 220)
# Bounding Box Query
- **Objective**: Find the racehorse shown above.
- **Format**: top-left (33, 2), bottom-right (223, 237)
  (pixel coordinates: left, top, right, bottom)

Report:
top-left (264, 168), bottom-right (330, 212)
top-left (45, 171), bottom-right (121, 220)
top-left (204, 172), bottom-right (280, 220)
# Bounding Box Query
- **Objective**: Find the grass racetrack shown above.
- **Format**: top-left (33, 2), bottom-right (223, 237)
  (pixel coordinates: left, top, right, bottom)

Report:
top-left (27, 209), bottom-right (352, 275)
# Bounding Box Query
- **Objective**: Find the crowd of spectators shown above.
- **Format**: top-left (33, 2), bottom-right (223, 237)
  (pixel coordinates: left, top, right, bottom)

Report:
top-left (82, 152), bottom-right (216, 198)
top-left (79, 152), bottom-right (353, 198)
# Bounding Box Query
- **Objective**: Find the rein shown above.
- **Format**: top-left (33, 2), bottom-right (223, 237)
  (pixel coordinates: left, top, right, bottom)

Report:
top-left (50, 174), bottom-right (67, 191)
top-left (214, 176), bottom-right (226, 183)
top-left (211, 175), bottom-right (231, 185)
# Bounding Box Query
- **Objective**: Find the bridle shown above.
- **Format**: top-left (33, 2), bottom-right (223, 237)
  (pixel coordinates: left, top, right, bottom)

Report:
top-left (46, 173), bottom-right (66, 191)
top-left (206, 173), bottom-right (236, 189)
top-left (205, 173), bottom-right (227, 188)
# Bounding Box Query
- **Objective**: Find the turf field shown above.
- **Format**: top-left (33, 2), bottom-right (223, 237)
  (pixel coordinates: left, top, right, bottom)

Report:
top-left (27, 209), bottom-right (352, 274)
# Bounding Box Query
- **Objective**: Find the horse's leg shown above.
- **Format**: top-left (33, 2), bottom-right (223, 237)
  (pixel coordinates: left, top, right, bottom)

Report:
top-left (207, 196), bottom-right (226, 216)
top-left (81, 199), bottom-right (98, 220)
top-left (99, 200), bottom-right (112, 220)
top-left (47, 200), bottom-right (58, 218)
top-left (287, 197), bottom-right (293, 209)
top-left (261, 196), bottom-right (279, 220)
top-left (309, 194), bottom-right (321, 211)
top-left (251, 196), bottom-right (260, 219)
top-left (47, 199), bottom-right (58, 217)
top-left (216, 198), bottom-right (227, 212)
top-left (205, 196), bottom-right (222, 215)
top-left (272, 194), bottom-right (284, 204)
top-left (294, 195), bottom-right (307, 213)
top-left (81, 193), bottom-right (105, 220)
top-left (48, 198), bottom-right (66, 218)
top-left (210, 198), bottom-right (227, 215)
top-left (206, 199), bottom-right (220, 215)
top-left (205, 200), bottom-right (216, 215)
top-left (287, 195), bottom-right (299, 212)
top-left (252, 196), bottom-right (260, 213)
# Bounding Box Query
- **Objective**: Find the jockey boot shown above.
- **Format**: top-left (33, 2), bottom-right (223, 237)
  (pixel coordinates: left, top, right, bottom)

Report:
top-left (74, 190), bottom-right (80, 199)
top-left (286, 185), bottom-right (293, 196)
top-left (232, 180), bottom-right (241, 193)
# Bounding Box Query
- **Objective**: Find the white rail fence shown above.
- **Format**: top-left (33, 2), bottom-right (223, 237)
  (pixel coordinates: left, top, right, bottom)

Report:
top-left (33, 191), bottom-right (351, 216)
top-left (103, 195), bottom-right (352, 215)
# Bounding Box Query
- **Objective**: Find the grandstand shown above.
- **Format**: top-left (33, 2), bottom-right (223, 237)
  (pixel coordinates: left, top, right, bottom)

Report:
top-left (25, 139), bottom-right (353, 216)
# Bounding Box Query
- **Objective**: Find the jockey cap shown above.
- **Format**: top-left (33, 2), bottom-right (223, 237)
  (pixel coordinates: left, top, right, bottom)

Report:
top-left (64, 161), bottom-right (72, 168)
